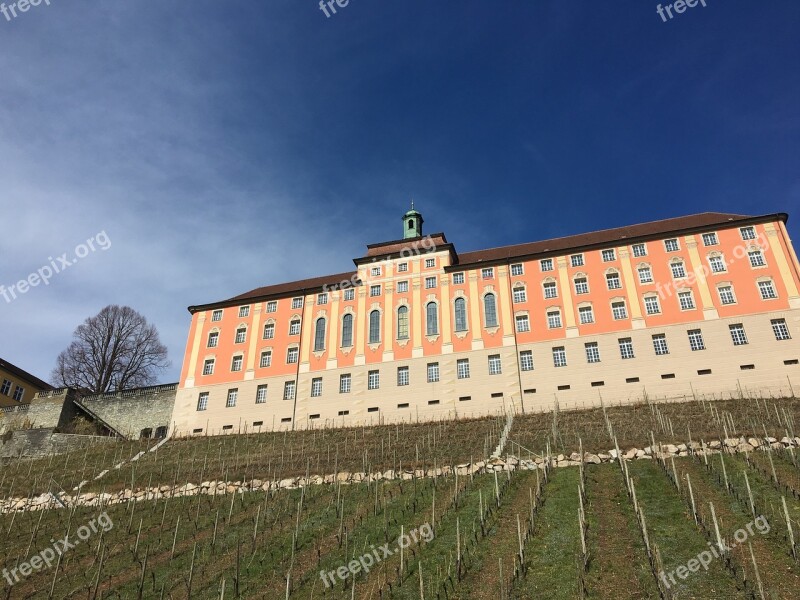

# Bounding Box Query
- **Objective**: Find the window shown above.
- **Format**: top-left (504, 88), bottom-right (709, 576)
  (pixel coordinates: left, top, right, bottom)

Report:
top-left (0, 379), bottom-right (10, 395)
top-left (486, 354), bottom-right (501, 375)
top-left (632, 243), bottom-right (647, 257)
top-left (203, 359), bottom-right (215, 375)
top-left (574, 277), bottom-right (589, 295)
top-left (397, 366), bottom-right (409, 386)
top-left (552, 347), bottom-right (567, 368)
top-left (511, 263), bottom-right (524, 276)
top-left (638, 267), bottom-right (653, 284)
top-left (211, 309), bottom-right (223, 322)
top-left (263, 323), bottom-right (275, 339)
top-left (11, 387), bottom-right (22, 403)
top-left (311, 378), bottom-right (322, 397)
top-left (606, 272), bottom-right (622, 290)
top-left (671, 261), bottom-right (686, 279)
top-left (283, 381), bottom-right (296, 400)
top-left (339, 374), bottom-right (351, 393)
top-left (543, 281), bottom-right (558, 299)
top-left (457, 359), bottom-right (470, 379)
top-left (644, 296), bottom-right (661, 315)
top-left (547, 310), bottom-right (562, 329)
top-left (570, 254), bottom-right (584, 267)
top-left (427, 362), bottom-right (440, 383)
top-left (344, 288), bottom-right (355, 301)
top-left (484, 293), bottom-right (498, 327)
top-left (729, 324), bottom-right (748, 346)
top-left (231, 355), bottom-right (243, 372)
top-left (519, 350), bottom-right (534, 371)
top-left (740, 226), bottom-right (756, 241)
top-left (652, 333), bottom-right (669, 355)
top-left (772, 319), bottom-right (791, 341)
top-left (578, 306), bottom-right (594, 324)
top-left (452, 272), bottom-right (465, 285)
top-left (758, 280), bottom-right (777, 300)
top-left (289, 319), bottom-right (301, 335)
top-left (207, 331), bottom-right (219, 348)
top-left (540, 258), bottom-right (554, 272)
top-left (585, 342), bottom-right (600, 363)
top-left (226, 388), bottom-right (238, 407)
top-left (369, 285), bottom-right (381, 297)
top-left (292, 297), bottom-right (303, 309)
top-left (664, 238), bottom-right (679, 252)
top-left (369, 310), bottom-right (381, 343)
top-left (748, 250), bottom-right (766, 268)
top-left (313, 318), bottom-right (326, 352)
top-left (602, 249), bottom-right (616, 262)
top-left (426, 302), bottom-right (439, 335)
top-left (371, 266), bottom-right (381, 277)
top-left (259, 351), bottom-right (272, 368)
top-left (397, 281), bottom-right (409, 293)
top-left (481, 267), bottom-right (494, 279)
top-left (425, 258), bottom-right (435, 268)
top-left (702, 232), bottom-right (718, 246)
top-left (238, 306), bottom-right (250, 318)
top-left (618, 338), bottom-right (635, 360)
top-left (454, 297), bottom-right (468, 331)
top-left (612, 301), bottom-right (628, 320)
top-left (266, 301), bottom-right (277, 313)
top-left (235, 328), bottom-right (247, 343)
top-left (709, 255), bottom-right (726, 273)
top-left (317, 293), bottom-right (328, 305)
top-left (197, 392), bottom-right (208, 411)
top-left (398, 262), bottom-right (409, 273)
top-left (516, 314), bottom-right (530, 332)
top-left (287, 347), bottom-right (299, 363)
top-left (718, 285), bottom-right (736, 305)
top-left (256, 385), bottom-right (267, 403)
top-left (425, 276), bottom-right (437, 289)
top-left (678, 290), bottom-right (695, 310)
top-left (368, 370), bottom-right (380, 390)
top-left (341, 314), bottom-right (354, 347)
top-left (513, 286), bottom-right (527, 303)
top-left (396, 306), bottom-right (409, 339)
top-left (688, 329), bottom-right (706, 351)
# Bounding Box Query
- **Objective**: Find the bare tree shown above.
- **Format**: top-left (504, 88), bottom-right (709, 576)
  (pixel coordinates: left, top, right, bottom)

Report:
top-left (52, 305), bottom-right (171, 393)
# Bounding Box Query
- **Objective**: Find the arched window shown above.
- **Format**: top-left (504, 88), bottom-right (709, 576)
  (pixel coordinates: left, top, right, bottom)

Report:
top-left (341, 314), bottom-right (353, 347)
top-left (426, 302), bottom-right (439, 335)
top-left (369, 310), bottom-right (381, 344)
top-left (313, 318), bottom-right (326, 352)
top-left (484, 293), bottom-right (498, 328)
top-left (454, 297), bottom-right (468, 331)
top-left (408, 219), bottom-right (414, 230)
top-left (397, 306), bottom-right (409, 339)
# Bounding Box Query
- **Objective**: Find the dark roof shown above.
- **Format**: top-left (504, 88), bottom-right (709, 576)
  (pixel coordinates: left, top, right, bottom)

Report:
top-left (0, 358), bottom-right (53, 390)
top-left (357, 233), bottom-right (455, 264)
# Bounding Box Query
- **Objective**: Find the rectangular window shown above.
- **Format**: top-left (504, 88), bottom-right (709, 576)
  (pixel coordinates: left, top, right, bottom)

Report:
top-left (311, 378), bottom-right (322, 397)
top-left (208, 331), bottom-right (219, 348)
top-left (371, 266), bottom-right (381, 276)
top-left (0, 379), bottom-right (10, 395)
top-left (398, 263), bottom-right (408, 272)
top-left (289, 320), bottom-right (301, 335)
top-left (678, 291), bottom-right (695, 310)
top-left (664, 238), bottom-right (679, 252)
top-left (611, 301), bottom-right (628, 320)
top-left (772, 318), bottom-right (791, 340)
top-left (397, 281), bottom-right (409, 293)
top-left (255, 385), bottom-right (267, 403)
top-left (729, 324), bottom-right (748, 346)
top-left (540, 258), bottom-right (554, 272)
top-left (425, 258), bottom-right (435, 268)
top-left (317, 292), bottom-right (328, 305)
top-left (425, 277), bottom-right (437, 289)
top-left (748, 251), bottom-right (766, 268)
top-left (632, 243), bottom-right (647, 257)
top-left (740, 226), bottom-right (756, 240)
top-left (652, 334), bottom-right (669, 356)
top-left (368, 370), bottom-right (380, 390)
top-left (758, 280), bottom-right (777, 300)
top-left (637, 267), bottom-right (653, 284)
top-left (203, 359), bottom-right (215, 375)
top-left (339, 374), bottom-right (351, 393)
top-left (197, 392), bottom-right (209, 411)
top-left (397, 366), bottom-right (409, 386)
top-left (481, 267), bottom-right (494, 279)
top-left (702, 232), bottom-right (718, 246)
top-left (718, 286), bottom-right (736, 305)
top-left (211, 309), bottom-right (223, 322)
top-left (513, 287), bottom-right (527, 303)
top-left (11, 386), bottom-right (23, 402)
top-left (260, 351), bottom-right (272, 368)
top-left (397, 403), bottom-right (409, 409)
top-left (618, 338), bottom-right (635, 360)
top-left (574, 278), bottom-right (589, 294)
top-left (552, 347), bottom-right (567, 368)
top-left (292, 297), bottom-right (303, 309)
top-left (370, 285), bottom-right (381, 297)
top-left (283, 381), bottom-right (296, 400)
top-left (263, 323), bottom-right (275, 339)
top-left (231, 355), bottom-right (243, 372)
top-left (226, 388), bottom-right (238, 408)
top-left (644, 296), bottom-right (661, 315)
top-left (235, 328), bottom-right (247, 343)
top-left (511, 263), bottom-right (524, 276)
top-left (344, 288), bottom-right (355, 301)
top-left (547, 311), bottom-right (562, 329)
top-left (709, 255), bottom-right (726, 273)
top-left (601, 249), bottom-right (616, 262)
top-left (457, 358), bottom-right (470, 379)
top-left (452, 272), bottom-right (465, 284)
top-left (578, 306), bottom-right (594, 324)
top-left (266, 301), bottom-right (277, 313)
top-left (543, 282), bottom-right (558, 299)
top-left (427, 362), bottom-right (440, 382)
top-left (519, 351), bottom-right (534, 371)
top-left (238, 306), bottom-right (250, 318)
top-left (287, 347), bottom-right (299, 363)
top-left (688, 329), bottom-right (706, 351)
top-left (488, 354), bottom-right (502, 375)
top-left (570, 254), bottom-right (584, 267)
top-left (671, 262), bottom-right (686, 278)
top-left (585, 342), bottom-right (600, 363)
top-left (606, 273), bottom-right (622, 289)
top-left (516, 314), bottom-right (531, 332)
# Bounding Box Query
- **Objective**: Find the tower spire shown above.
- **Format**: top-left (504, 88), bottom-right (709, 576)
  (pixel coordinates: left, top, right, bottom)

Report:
top-left (402, 202), bottom-right (423, 239)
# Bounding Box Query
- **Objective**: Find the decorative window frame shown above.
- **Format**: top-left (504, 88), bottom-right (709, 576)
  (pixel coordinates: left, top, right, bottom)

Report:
top-left (541, 277), bottom-right (558, 299)
top-left (481, 288), bottom-right (500, 334)
top-left (395, 302), bottom-right (411, 347)
top-left (715, 281), bottom-right (737, 305)
top-left (452, 291), bottom-right (469, 339)
top-left (340, 308), bottom-right (355, 354)
top-left (312, 312), bottom-right (328, 358)
top-left (230, 352), bottom-right (245, 372)
top-left (424, 297), bottom-right (440, 342)
top-left (746, 245), bottom-right (768, 269)
top-left (263, 318), bottom-right (276, 339)
top-left (368, 305), bottom-right (383, 350)
top-left (706, 251), bottom-right (727, 274)
top-left (512, 282), bottom-right (527, 304)
top-left (573, 272), bottom-right (590, 295)
top-left (234, 323), bottom-right (248, 344)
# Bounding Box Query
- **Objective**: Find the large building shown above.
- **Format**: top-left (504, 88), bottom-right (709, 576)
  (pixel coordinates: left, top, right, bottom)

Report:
top-left (0, 358), bottom-right (52, 408)
top-left (170, 210), bottom-right (800, 436)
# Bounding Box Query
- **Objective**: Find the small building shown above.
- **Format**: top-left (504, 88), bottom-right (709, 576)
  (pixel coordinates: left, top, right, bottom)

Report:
top-left (0, 358), bottom-right (53, 408)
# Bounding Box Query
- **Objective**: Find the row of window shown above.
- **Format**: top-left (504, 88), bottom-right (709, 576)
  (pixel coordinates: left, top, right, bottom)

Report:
top-left (0, 379), bottom-right (24, 402)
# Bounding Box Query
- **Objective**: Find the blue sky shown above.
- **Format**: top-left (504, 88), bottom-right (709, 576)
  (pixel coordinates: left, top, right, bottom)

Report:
top-left (1, 0), bottom-right (798, 384)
